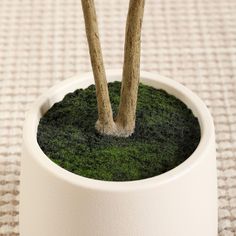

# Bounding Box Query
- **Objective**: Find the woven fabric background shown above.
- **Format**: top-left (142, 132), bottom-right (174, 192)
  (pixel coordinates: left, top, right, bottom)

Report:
top-left (0, 0), bottom-right (236, 235)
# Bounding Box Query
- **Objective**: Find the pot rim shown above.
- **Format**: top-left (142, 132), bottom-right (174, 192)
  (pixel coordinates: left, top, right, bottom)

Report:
top-left (23, 69), bottom-right (215, 191)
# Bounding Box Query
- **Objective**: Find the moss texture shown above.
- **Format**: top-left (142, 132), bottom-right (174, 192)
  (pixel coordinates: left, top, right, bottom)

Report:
top-left (37, 82), bottom-right (200, 181)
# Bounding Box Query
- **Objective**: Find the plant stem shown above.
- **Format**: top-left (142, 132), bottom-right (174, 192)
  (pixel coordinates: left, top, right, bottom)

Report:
top-left (115, 0), bottom-right (145, 137)
top-left (81, 0), bottom-right (116, 135)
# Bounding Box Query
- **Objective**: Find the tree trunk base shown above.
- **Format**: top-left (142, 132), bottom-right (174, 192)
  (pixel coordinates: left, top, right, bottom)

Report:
top-left (95, 120), bottom-right (134, 137)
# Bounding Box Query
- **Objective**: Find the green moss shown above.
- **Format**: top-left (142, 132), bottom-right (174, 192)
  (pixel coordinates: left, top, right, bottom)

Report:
top-left (37, 82), bottom-right (200, 181)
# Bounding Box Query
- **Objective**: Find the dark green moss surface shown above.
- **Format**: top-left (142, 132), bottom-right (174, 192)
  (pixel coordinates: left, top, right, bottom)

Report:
top-left (37, 82), bottom-right (200, 181)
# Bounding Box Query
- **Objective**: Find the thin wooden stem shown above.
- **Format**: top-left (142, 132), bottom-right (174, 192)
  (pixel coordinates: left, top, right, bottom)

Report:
top-left (115, 0), bottom-right (145, 137)
top-left (81, 0), bottom-right (115, 135)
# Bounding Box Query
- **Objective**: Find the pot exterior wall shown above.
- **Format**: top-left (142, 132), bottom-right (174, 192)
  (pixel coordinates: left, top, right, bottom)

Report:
top-left (20, 71), bottom-right (217, 236)
top-left (20, 139), bottom-right (217, 236)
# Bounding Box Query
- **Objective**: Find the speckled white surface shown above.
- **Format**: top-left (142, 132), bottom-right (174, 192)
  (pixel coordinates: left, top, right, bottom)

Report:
top-left (0, 0), bottom-right (235, 235)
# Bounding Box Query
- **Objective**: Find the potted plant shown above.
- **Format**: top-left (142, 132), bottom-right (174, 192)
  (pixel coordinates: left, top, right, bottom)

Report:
top-left (20, 0), bottom-right (217, 235)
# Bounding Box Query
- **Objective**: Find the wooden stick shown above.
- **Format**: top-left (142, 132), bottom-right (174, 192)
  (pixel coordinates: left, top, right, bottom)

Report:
top-left (115, 0), bottom-right (145, 137)
top-left (81, 0), bottom-right (115, 135)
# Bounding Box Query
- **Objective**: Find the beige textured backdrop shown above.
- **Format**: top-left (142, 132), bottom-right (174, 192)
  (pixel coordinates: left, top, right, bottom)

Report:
top-left (0, 0), bottom-right (236, 235)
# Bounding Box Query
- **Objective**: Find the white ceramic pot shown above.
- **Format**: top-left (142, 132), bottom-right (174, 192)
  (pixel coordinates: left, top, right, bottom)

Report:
top-left (20, 70), bottom-right (217, 236)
